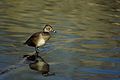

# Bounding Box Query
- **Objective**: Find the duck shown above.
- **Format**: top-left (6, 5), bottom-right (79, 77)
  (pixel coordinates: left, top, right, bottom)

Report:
top-left (24, 24), bottom-right (56, 56)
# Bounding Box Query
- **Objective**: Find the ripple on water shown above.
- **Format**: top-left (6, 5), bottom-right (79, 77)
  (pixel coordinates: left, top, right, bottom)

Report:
top-left (0, 0), bottom-right (120, 80)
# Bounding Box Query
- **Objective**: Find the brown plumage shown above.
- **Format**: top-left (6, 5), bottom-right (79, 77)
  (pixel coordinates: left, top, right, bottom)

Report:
top-left (24, 24), bottom-right (55, 54)
top-left (24, 32), bottom-right (51, 47)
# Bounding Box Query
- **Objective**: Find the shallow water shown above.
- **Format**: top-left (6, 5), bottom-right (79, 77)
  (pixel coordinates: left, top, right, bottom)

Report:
top-left (0, 0), bottom-right (120, 80)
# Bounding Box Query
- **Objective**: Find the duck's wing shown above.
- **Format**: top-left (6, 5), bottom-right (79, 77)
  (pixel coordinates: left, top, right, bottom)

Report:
top-left (24, 32), bottom-right (41, 45)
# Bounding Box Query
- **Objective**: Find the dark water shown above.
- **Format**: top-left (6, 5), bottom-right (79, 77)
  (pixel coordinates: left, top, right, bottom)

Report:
top-left (0, 0), bottom-right (120, 80)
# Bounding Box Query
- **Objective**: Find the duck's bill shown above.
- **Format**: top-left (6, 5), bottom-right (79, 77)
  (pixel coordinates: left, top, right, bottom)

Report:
top-left (53, 30), bottom-right (56, 33)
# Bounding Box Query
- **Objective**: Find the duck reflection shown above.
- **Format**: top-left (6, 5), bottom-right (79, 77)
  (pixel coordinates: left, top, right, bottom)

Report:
top-left (23, 53), bottom-right (55, 76)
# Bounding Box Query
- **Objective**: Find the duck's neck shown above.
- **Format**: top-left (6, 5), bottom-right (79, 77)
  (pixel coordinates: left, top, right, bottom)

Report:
top-left (42, 32), bottom-right (51, 41)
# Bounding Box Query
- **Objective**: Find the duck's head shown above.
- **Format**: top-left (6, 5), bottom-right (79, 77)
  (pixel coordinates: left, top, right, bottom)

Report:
top-left (43, 24), bottom-right (56, 33)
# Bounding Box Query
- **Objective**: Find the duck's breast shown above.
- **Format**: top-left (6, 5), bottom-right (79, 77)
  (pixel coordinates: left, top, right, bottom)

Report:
top-left (37, 34), bottom-right (45, 47)
top-left (37, 38), bottom-right (45, 47)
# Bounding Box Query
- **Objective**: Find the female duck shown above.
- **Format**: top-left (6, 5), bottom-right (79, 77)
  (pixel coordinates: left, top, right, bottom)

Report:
top-left (24, 24), bottom-right (56, 55)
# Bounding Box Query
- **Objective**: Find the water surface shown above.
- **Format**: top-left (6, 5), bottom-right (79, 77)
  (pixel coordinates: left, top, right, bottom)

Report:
top-left (0, 0), bottom-right (120, 80)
